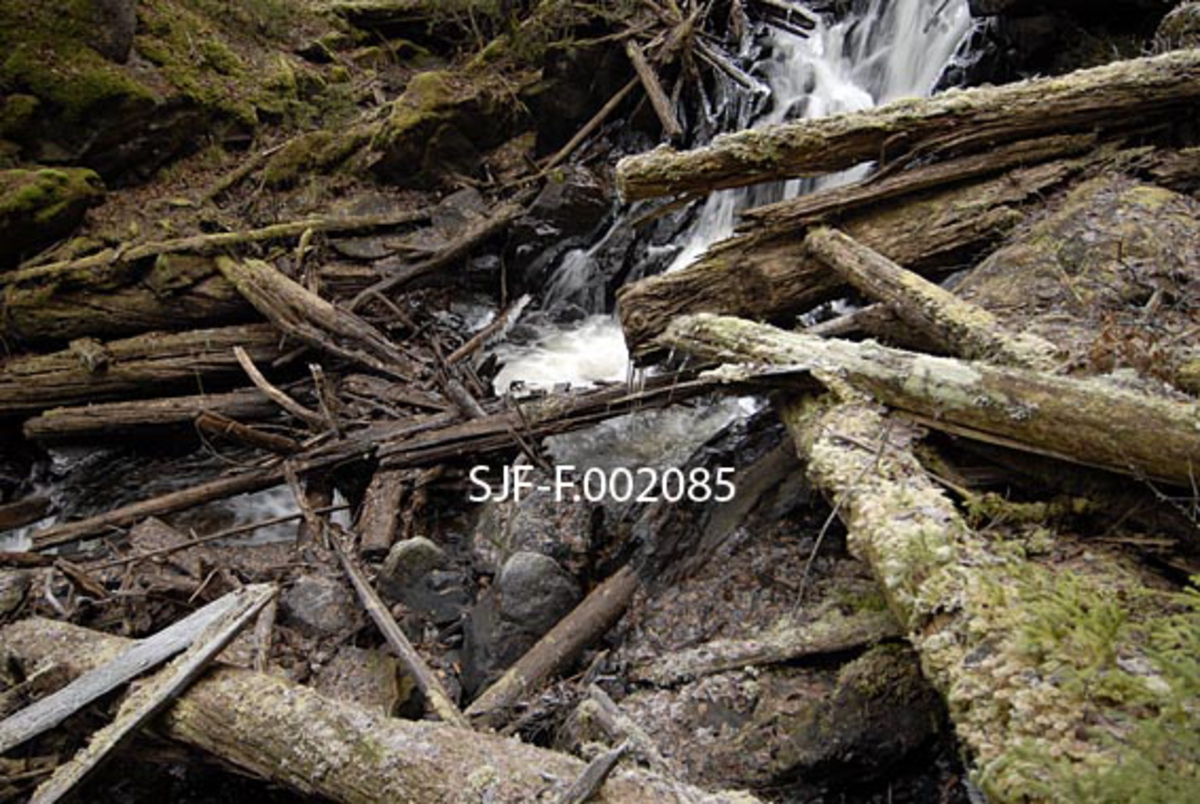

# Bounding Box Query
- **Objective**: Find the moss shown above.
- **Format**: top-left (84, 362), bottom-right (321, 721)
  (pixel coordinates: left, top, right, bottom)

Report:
top-left (0, 94), bottom-right (40, 140)
top-left (198, 40), bottom-right (244, 77)
top-left (262, 127), bottom-right (373, 187)
top-left (0, 167), bottom-right (104, 267)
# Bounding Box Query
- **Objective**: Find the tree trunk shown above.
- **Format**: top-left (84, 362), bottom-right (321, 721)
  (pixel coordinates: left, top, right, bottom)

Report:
top-left (660, 314), bottom-right (1200, 487)
top-left (618, 155), bottom-right (1093, 358)
top-left (0, 618), bottom-right (752, 804)
top-left (615, 48), bottom-right (1200, 199)
top-left (0, 324), bottom-right (288, 418)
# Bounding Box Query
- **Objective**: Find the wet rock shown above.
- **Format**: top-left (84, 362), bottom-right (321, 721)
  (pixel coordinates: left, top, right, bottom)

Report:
top-left (280, 574), bottom-right (357, 637)
top-left (462, 551), bottom-right (581, 694)
top-left (527, 43), bottom-right (632, 156)
top-left (313, 645), bottom-right (410, 716)
top-left (1157, 2), bottom-right (1200, 48)
top-left (377, 537), bottom-right (470, 625)
top-left (0, 167), bottom-right (105, 269)
top-left (471, 471), bottom-right (597, 576)
top-left (0, 570), bottom-right (30, 618)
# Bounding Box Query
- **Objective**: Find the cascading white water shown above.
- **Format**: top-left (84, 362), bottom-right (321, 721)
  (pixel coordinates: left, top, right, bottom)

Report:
top-left (496, 0), bottom-right (973, 392)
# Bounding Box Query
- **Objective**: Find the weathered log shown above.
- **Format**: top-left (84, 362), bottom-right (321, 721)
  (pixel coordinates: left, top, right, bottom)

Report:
top-left (660, 314), bottom-right (1200, 487)
top-left (804, 227), bottom-right (1058, 367)
top-left (215, 257), bottom-right (426, 382)
top-left (0, 324), bottom-right (287, 418)
top-left (466, 565), bottom-right (640, 730)
top-left (0, 618), bottom-right (750, 803)
top-left (619, 155), bottom-right (1093, 357)
top-left (624, 40), bottom-right (683, 139)
top-left (22, 388), bottom-right (280, 443)
top-left (777, 397), bottom-right (1196, 801)
top-left (616, 48), bottom-right (1200, 199)
top-left (357, 468), bottom-right (409, 559)
top-left (0, 497), bottom-right (50, 532)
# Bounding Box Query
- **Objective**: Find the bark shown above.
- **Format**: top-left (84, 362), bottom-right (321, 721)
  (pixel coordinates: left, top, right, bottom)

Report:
top-left (0, 618), bottom-right (751, 803)
top-left (804, 227), bottom-right (1058, 367)
top-left (615, 48), bottom-right (1200, 199)
top-left (22, 388), bottom-right (280, 444)
top-left (0, 324), bottom-right (287, 418)
top-left (660, 314), bottom-right (1200, 487)
top-left (357, 468), bottom-right (409, 559)
top-left (777, 397), bottom-right (1193, 802)
top-left (624, 40), bottom-right (682, 139)
top-left (618, 155), bottom-right (1092, 358)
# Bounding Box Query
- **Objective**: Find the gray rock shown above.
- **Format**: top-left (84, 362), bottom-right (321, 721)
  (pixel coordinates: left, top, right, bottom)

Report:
top-left (378, 537), bottom-right (470, 626)
top-left (462, 552), bottom-right (581, 694)
top-left (471, 471), bottom-right (597, 576)
top-left (281, 574), bottom-right (357, 637)
top-left (312, 645), bottom-right (406, 716)
top-left (88, 0), bottom-right (138, 63)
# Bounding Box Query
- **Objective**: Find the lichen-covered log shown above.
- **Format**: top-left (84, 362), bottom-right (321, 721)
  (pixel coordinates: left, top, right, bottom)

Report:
top-left (0, 618), bottom-right (754, 804)
top-left (0, 324), bottom-right (286, 417)
top-left (777, 398), bottom-right (1200, 802)
top-left (619, 156), bottom-right (1091, 358)
top-left (22, 387), bottom-right (280, 443)
top-left (660, 314), bottom-right (1200, 487)
top-left (615, 48), bottom-right (1200, 199)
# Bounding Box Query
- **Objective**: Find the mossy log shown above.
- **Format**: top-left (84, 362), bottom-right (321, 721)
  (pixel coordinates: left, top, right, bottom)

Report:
top-left (22, 387), bottom-right (280, 444)
top-left (619, 155), bottom-right (1093, 358)
top-left (0, 324), bottom-right (287, 418)
top-left (776, 398), bottom-right (1199, 802)
top-left (660, 314), bottom-right (1200, 487)
top-left (0, 618), bottom-right (755, 804)
top-left (616, 48), bottom-right (1200, 199)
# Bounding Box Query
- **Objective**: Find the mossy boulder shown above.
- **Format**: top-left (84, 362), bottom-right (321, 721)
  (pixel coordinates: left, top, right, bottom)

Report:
top-left (369, 68), bottom-right (530, 187)
top-left (0, 167), bottom-right (104, 269)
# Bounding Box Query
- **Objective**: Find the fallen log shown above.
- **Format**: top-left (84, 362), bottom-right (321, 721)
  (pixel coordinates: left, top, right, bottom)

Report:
top-left (22, 388), bottom-right (281, 444)
top-left (660, 314), bottom-right (1200, 487)
top-left (804, 227), bottom-right (1058, 367)
top-left (616, 48), bottom-right (1200, 199)
top-left (776, 397), bottom-right (1197, 802)
top-left (0, 618), bottom-right (750, 803)
top-left (357, 468), bottom-right (409, 559)
top-left (0, 324), bottom-right (288, 418)
top-left (619, 154), bottom-right (1094, 357)
top-left (624, 39), bottom-right (683, 139)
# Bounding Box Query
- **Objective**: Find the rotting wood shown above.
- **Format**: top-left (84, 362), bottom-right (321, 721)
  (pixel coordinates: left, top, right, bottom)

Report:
top-left (357, 468), bottom-right (409, 559)
top-left (330, 525), bottom-right (470, 729)
top-left (615, 48), bottom-right (1200, 199)
top-left (0, 324), bottom-right (288, 418)
top-left (0, 589), bottom-right (252, 755)
top-left (659, 313), bottom-right (1200, 487)
top-left (215, 257), bottom-right (425, 382)
top-left (0, 497), bottom-right (50, 532)
top-left (466, 565), bottom-right (641, 730)
top-left (1, 618), bottom-right (751, 804)
top-left (195, 411), bottom-right (302, 455)
top-left (618, 154), bottom-right (1096, 358)
top-left (29, 585), bottom-right (276, 804)
top-left (22, 388), bottom-right (281, 444)
top-left (557, 742), bottom-right (630, 804)
top-left (804, 227), bottom-right (1059, 367)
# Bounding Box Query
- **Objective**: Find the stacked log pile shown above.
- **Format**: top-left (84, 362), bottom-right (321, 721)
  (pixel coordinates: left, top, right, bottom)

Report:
top-left (616, 45), bottom-right (1200, 802)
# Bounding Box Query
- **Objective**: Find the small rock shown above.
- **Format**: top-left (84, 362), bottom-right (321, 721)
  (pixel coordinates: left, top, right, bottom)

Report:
top-left (471, 471), bottom-right (597, 576)
top-left (378, 537), bottom-right (470, 625)
top-left (281, 574), bottom-right (357, 637)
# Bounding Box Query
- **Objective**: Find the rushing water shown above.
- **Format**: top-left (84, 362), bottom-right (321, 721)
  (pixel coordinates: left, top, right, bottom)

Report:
top-left (497, 0), bottom-right (973, 391)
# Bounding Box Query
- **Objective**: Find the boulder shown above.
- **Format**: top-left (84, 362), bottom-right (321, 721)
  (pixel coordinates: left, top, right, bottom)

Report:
top-left (0, 167), bottom-right (104, 269)
top-left (280, 574), bottom-right (358, 638)
top-left (461, 551), bottom-right (581, 695)
top-left (377, 536), bottom-right (470, 625)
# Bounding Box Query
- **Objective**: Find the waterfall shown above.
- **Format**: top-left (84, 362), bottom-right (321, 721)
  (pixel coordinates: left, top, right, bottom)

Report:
top-left (495, 0), bottom-right (973, 393)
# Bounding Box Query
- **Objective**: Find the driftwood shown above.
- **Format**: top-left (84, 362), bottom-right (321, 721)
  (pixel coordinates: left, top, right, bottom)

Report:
top-left (804, 227), bottom-right (1058, 367)
top-left (0, 589), bottom-right (257, 755)
top-left (22, 388), bottom-right (280, 444)
top-left (618, 153), bottom-right (1097, 357)
top-left (660, 313), bottom-right (1200, 486)
top-left (466, 565), bottom-right (640, 730)
top-left (29, 585), bottom-right (275, 804)
top-left (356, 468), bottom-right (409, 558)
top-left (0, 324), bottom-right (288, 417)
top-left (0, 618), bottom-right (751, 804)
top-left (615, 48), bottom-right (1200, 199)
top-left (329, 526), bottom-right (470, 729)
